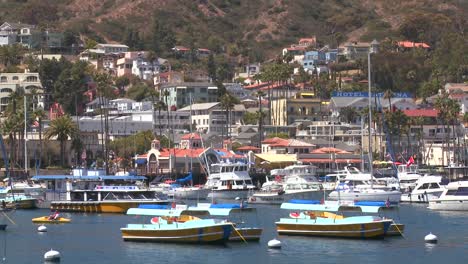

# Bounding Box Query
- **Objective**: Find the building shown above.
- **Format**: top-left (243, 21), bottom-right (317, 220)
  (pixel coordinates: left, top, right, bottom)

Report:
top-left (270, 92), bottom-right (330, 126)
top-left (177, 102), bottom-right (245, 134)
top-left (329, 91), bottom-right (418, 119)
top-left (160, 82), bottom-right (219, 109)
top-left (0, 22), bottom-right (20, 46)
top-left (261, 137), bottom-right (316, 154)
top-left (154, 71), bottom-right (184, 87)
top-left (95, 43), bottom-right (129, 54)
top-left (0, 72), bottom-right (44, 112)
top-left (341, 40), bottom-right (379, 60)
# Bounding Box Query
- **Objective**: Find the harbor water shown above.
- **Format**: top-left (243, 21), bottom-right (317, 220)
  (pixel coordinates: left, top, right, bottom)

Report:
top-left (1, 203), bottom-right (468, 263)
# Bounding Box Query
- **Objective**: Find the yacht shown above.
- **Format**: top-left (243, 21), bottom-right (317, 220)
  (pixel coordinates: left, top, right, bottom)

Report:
top-left (428, 181), bottom-right (468, 211)
top-left (248, 165), bottom-right (324, 204)
top-left (205, 163), bottom-right (256, 200)
top-left (327, 167), bottom-right (401, 203)
top-left (400, 175), bottom-right (445, 203)
top-left (397, 164), bottom-right (423, 192)
top-left (151, 173), bottom-right (210, 200)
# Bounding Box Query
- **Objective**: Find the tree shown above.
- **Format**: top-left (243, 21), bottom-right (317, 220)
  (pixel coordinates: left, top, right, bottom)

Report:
top-left (32, 108), bottom-right (47, 168)
top-left (45, 115), bottom-right (78, 167)
top-left (207, 53), bottom-right (217, 82)
top-left (220, 93), bottom-right (238, 139)
top-left (339, 107), bottom-right (358, 123)
top-left (254, 90), bottom-right (266, 147)
top-left (155, 100), bottom-right (167, 137)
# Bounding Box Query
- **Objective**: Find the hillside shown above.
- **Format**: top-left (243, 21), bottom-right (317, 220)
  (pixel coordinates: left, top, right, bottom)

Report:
top-left (0, 0), bottom-right (466, 59)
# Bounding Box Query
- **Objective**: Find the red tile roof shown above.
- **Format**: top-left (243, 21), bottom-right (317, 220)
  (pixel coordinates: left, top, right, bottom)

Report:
top-left (299, 37), bottom-right (316, 43)
top-left (159, 148), bottom-right (205, 158)
top-left (403, 109), bottom-right (438, 117)
top-left (237, 146), bottom-right (260, 151)
top-left (397, 41), bottom-right (430, 49)
top-left (181, 133), bottom-right (201, 140)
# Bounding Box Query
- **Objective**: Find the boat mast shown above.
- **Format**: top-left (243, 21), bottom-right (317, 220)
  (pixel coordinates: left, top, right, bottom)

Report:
top-left (367, 51), bottom-right (373, 187)
top-left (189, 92), bottom-right (193, 179)
top-left (24, 96), bottom-right (28, 175)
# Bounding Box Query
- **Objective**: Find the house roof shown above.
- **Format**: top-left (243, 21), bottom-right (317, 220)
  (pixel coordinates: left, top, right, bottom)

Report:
top-left (445, 83), bottom-right (468, 93)
top-left (237, 146), bottom-right (260, 151)
top-left (181, 133), bottom-right (201, 140)
top-left (262, 137), bottom-right (315, 147)
top-left (159, 148), bottom-right (206, 158)
top-left (96, 43), bottom-right (129, 48)
top-left (299, 37), bottom-right (316, 43)
top-left (403, 109), bottom-right (438, 117)
top-left (177, 102), bottom-right (220, 111)
top-left (397, 41), bottom-right (430, 49)
top-left (312, 147), bottom-right (350, 154)
top-left (173, 46), bottom-right (190, 51)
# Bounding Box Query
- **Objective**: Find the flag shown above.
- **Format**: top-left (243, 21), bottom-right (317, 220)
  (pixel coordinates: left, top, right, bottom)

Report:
top-left (385, 198), bottom-right (390, 208)
top-left (406, 156), bottom-right (415, 167)
top-left (171, 202), bottom-right (176, 209)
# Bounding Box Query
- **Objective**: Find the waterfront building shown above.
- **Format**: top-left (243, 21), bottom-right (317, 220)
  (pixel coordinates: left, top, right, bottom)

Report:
top-left (270, 92), bottom-right (329, 126)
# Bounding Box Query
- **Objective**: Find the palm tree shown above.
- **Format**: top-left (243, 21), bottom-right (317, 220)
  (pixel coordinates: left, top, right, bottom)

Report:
top-left (45, 115), bottom-right (78, 167)
top-left (255, 90), bottom-right (266, 147)
top-left (411, 116), bottom-right (425, 164)
top-left (435, 92), bottom-right (451, 166)
top-left (31, 108), bottom-right (47, 169)
top-left (220, 93), bottom-right (236, 139)
top-left (384, 89), bottom-right (394, 112)
top-left (155, 100), bottom-right (167, 137)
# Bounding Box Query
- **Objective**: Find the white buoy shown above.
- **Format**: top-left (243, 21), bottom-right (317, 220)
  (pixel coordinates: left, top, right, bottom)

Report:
top-left (38, 225), bottom-right (47, 232)
top-left (268, 238), bottom-right (282, 249)
top-left (424, 233), bottom-right (438, 243)
top-left (44, 249), bottom-right (60, 262)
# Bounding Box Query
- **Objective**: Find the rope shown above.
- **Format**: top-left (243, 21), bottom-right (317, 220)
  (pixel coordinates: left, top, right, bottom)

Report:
top-left (2, 212), bottom-right (15, 225)
top-left (230, 223), bottom-right (247, 244)
top-left (392, 220), bottom-right (405, 238)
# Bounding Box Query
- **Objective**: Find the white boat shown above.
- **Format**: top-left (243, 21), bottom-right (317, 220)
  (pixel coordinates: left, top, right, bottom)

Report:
top-left (205, 163), bottom-right (256, 200)
top-left (327, 167), bottom-right (401, 203)
top-left (428, 181), bottom-right (468, 211)
top-left (152, 183), bottom-right (210, 200)
top-left (397, 164), bottom-right (423, 192)
top-left (248, 165), bottom-right (325, 205)
top-left (320, 170), bottom-right (348, 191)
top-left (400, 175), bottom-right (445, 203)
top-left (151, 173), bottom-right (209, 200)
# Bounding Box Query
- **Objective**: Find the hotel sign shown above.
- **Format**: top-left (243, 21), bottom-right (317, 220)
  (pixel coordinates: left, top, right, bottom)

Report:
top-left (332, 91), bottom-right (412, 98)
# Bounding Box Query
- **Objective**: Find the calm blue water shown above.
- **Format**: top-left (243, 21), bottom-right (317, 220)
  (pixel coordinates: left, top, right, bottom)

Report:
top-left (1, 204), bottom-right (468, 264)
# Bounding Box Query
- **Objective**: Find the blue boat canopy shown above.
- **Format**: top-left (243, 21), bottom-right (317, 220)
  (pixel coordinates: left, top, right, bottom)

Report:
top-left (288, 199), bottom-right (321, 204)
top-left (135, 158), bottom-right (147, 165)
top-left (209, 204), bottom-right (241, 209)
top-left (138, 205), bottom-right (171, 209)
top-left (127, 208), bottom-right (210, 217)
top-left (354, 201), bottom-right (386, 207)
top-left (176, 172), bottom-right (192, 183)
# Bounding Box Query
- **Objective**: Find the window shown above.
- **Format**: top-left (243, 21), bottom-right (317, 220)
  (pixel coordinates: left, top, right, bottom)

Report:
top-left (0, 76), bottom-right (7, 82)
top-left (0, 88), bottom-right (12, 93)
top-left (12, 76), bottom-right (18, 80)
top-left (26, 76), bottom-right (38, 82)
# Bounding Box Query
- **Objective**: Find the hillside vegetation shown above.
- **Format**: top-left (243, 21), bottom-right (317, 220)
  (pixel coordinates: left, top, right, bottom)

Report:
top-left (0, 0), bottom-right (466, 61)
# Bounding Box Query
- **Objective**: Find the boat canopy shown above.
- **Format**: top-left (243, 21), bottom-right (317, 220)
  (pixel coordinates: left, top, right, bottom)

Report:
top-left (31, 175), bottom-right (147, 181)
top-left (281, 200), bottom-right (397, 213)
top-left (126, 208), bottom-right (210, 217)
top-left (138, 204), bottom-right (171, 209)
top-left (188, 203), bottom-right (255, 215)
top-left (176, 172), bottom-right (192, 183)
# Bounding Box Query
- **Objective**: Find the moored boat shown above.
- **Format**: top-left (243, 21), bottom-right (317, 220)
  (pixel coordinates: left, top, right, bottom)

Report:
top-left (275, 200), bottom-right (395, 239)
top-left (429, 181), bottom-right (468, 211)
top-left (205, 163), bottom-right (256, 200)
top-left (400, 175), bottom-right (445, 203)
top-left (121, 205), bottom-right (233, 243)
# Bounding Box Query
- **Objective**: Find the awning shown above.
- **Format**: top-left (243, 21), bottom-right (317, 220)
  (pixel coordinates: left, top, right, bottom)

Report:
top-left (135, 158), bottom-right (147, 165)
top-left (255, 154), bottom-right (297, 163)
top-left (300, 158), bottom-right (361, 164)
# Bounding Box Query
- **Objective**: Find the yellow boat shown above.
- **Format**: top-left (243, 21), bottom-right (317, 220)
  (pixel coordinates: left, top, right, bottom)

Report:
top-left (276, 200), bottom-right (401, 239)
top-left (121, 206), bottom-right (233, 243)
top-left (32, 216), bottom-right (71, 224)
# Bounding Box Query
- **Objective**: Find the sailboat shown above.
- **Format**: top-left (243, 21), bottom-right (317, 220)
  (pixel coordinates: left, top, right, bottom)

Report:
top-left (328, 50), bottom-right (401, 203)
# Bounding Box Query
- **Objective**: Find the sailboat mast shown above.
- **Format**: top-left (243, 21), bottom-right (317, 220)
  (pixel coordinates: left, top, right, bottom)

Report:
top-left (24, 96), bottom-right (28, 174)
top-left (367, 51), bottom-right (374, 185)
top-left (189, 92), bottom-right (193, 172)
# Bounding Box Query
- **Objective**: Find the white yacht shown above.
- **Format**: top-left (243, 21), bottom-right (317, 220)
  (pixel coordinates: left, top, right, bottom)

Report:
top-left (248, 165), bottom-right (324, 204)
top-left (400, 175), bottom-right (445, 203)
top-left (151, 173), bottom-right (210, 200)
top-left (205, 163), bottom-right (256, 200)
top-left (327, 167), bottom-right (402, 203)
top-left (428, 181), bottom-right (468, 211)
top-left (397, 164), bottom-right (423, 192)
top-left (320, 170), bottom-right (348, 191)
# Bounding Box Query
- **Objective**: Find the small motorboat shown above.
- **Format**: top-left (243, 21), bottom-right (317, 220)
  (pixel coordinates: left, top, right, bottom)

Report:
top-left (32, 216), bottom-right (71, 224)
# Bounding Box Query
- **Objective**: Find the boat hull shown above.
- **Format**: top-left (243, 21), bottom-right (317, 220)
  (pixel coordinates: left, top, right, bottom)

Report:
top-left (207, 189), bottom-right (253, 200)
top-left (50, 200), bottom-right (170, 213)
top-left (428, 200), bottom-right (468, 211)
top-left (387, 223), bottom-right (405, 236)
top-left (121, 223), bottom-right (233, 243)
top-left (248, 191), bottom-right (327, 205)
top-left (400, 191), bottom-right (443, 203)
top-left (4, 198), bottom-right (37, 209)
top-left (229, 227), bottom-right (263, 241)
top-left (276, 219), bottom-right (391, 239)
top-left (167, 188), bottom-right (210, 200)
top-left (32, 216), bottom-right (71, 224)
top-left (328, 191), bottom-right (401, 203)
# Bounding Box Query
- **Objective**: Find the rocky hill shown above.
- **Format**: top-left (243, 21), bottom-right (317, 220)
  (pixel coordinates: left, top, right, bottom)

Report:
top-left (0, 0), bottom-right (466, 58)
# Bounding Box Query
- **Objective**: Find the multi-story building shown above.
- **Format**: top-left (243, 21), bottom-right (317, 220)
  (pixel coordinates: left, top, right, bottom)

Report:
top-left (160, 82), bottom-right (219, 109)
top-left (270, 92), bottom-right (330, 126)
top-left (0, 72), bottom-right (44, 112)
top-left (341, 40), bottom-right (379, 60)
top-left (0, 22), bottom-right (64, 50)
top-left (177, 102), bottom-right (245, 134)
